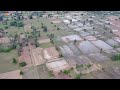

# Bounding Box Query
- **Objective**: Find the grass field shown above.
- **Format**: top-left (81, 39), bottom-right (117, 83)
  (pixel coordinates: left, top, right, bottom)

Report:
top-left (0, 50), bottom-right (19, 74)
top-left (39, 42), bottom-right (54, 48)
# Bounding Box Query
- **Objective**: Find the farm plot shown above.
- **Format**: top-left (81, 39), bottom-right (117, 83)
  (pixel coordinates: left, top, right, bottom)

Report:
top-left (80, 64), bottom-right (102, 74)
top-left (78, 55), bottom-right (93, 65)
top-left (68, 24), bottom-right (78, 29)
top-left (91, 71), bottom-right (112, 79)
top-left (46, 58), bottom-right (71, 74)
top-left (50, 19), bottom-right (61, 24)
top-left (0, 37), bottom-right (10, 44)
top-left (77, 41), bottom-right (100, 55)
top-left (79, 31), bottom-right (90, 37)
top-left (88, 53), bottom-right (110, 62)
top-left (54, 73), bottom-right (73, 79)
top-left (36, 64), bottom-right (50, 79)
top-left (0, 50), bottom-right (19, 74)
top-left (59, 45), bottom-right (75, 56)
top-left (83, 35), bottom-right (97, 41)
top-left (67, 43), bottom-right (82, 56)
top-left (113, 37), bottom-right (120, 43)
top-left (105, 39), bottom-right (119, 47)
top-left (19, 44), bottom-right (35, 66)
top-left (91, 40), bottom-right (113, 51)
top-left (0, 70), bottom-right (22, 79)
top-left (31, 47), bottom-right (46, 66)
top-left (43, 47), bottom-right (60, 60)
top-left (116, 48), bottom-right (120, 52)
top-left (61, 34), bottom-right (83, 43)
top-left (22, 66), bottom-right (39, 79)
top-left (103, 67), bottom-right (120, 79)
top-left (73, 28), bottom-right (83, 32)
top-left (89, 31), bottom-right (99, 35)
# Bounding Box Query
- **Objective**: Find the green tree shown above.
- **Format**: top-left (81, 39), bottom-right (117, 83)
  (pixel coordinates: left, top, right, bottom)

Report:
top-left (19, 62), bottom-right (27, 67)
top-left (20, 71), bottom-right (24, 75)
top-left (43, 26), bottom-right (47, 32)
top-left (63, 70), bottom-right (70, 74)
top-left (75, 74), bottom-right (82, 79)
top-left (12, 58), bottom-right (18, 64)
top-left (73, 39), bottom-right (77, 45)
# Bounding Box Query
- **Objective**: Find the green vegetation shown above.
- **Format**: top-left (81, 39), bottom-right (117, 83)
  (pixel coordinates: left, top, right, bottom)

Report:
top-left (86, 64), bottom-right (92, 68)
top-left (63, 70), bottom-right (71, 74)
top-left (10, 21), bottom-right (24, 27)
top-left (111, 54), bottom-right (120, 61)
top-left (0, 50), bottom-right (19, 74)
top-left (39, 42), bottom-right (53, 48)
top-left (0, 46), bottom-right (14, 53)
top-left (113, 45), bottom-right (117, 48)
top-left (76, 64), bottom-right (83, 69)
top-left (20, 71), bottom-right (24, 75)
top-left (75, 74), bottom-right (82, 79)
top-left (48, 70), bottom-right (54, 77)
top-left (19, 62), bottom-right (27, 67)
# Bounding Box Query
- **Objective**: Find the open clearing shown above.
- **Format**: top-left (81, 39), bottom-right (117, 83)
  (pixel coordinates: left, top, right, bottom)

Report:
top-left (0, 37), bottom-right (10, 44)
top-left (39, 42), bottom-right (54, 48)
top-left (0, 50), bottom-right (19, 74)
top-left (38, 38), bottom-right (50, 44)
top-left (0, 70), bottom-right (22, 79)
top-left (61, 34), bottom-right (83, 43)
top-left (22, 66), bottom-right (39, 79)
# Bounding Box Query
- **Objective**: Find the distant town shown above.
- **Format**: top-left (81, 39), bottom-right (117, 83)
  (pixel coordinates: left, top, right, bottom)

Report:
top-left (0, 11), bottom-right (120, 79)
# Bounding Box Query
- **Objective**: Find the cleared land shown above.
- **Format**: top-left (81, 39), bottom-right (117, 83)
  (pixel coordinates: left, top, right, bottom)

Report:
top-left (0, 70), bottom-right (22, 79)
top-left (0, 50), bottom-right (19, 74)
top-left (61, 34), bottom-right (83, 43)
top-left (38, 38), bottom-right (50, 44)
top-left (0, 37), bottom-right (10, 44)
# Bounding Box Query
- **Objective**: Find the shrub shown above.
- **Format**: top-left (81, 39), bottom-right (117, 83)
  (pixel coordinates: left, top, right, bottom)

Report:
top-left (75, 74), bottom-right (82, 79)
top-left (111, 54), bottom-right (120, 61)
top-left (19, 62), bottom-right (27, 67)
top-left (59, 54), bottom-right (63, 57)
top-left (20, 71), bottom-right (24, 75)
top-left (86, 64), bottom-right (92, 68)
top-left (12, 58), bottom-right (18, 64)
top-left (49, 70), bottom-right (54, 77)
top-left (63, 70), bottom-right (70, 74)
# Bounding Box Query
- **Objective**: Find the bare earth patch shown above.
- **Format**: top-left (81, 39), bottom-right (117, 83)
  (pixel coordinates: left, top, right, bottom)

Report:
top-left (0, 70), bottom-right (22, 79)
